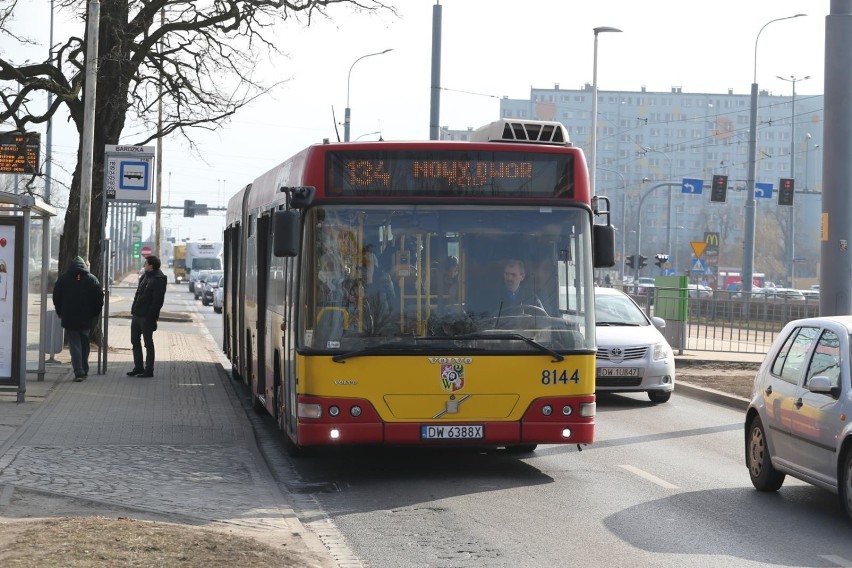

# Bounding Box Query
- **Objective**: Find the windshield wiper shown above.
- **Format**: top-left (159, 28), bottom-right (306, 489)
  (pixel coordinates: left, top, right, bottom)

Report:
top-left (435, 333), bottom-right (565, 362)
top-left (332, 342), bottom-right (485, 363)
top-left (596, 322), bottom-right (641, 326)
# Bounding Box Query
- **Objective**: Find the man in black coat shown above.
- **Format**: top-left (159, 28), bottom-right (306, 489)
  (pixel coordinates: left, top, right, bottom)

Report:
top-left (128, 255), bottom-right (167, 377)
top-left (52, 256), bottom-right (104, 381)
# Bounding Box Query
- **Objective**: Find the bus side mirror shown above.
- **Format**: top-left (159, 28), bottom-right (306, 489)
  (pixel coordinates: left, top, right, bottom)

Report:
top-left (273, 210), bottom-right (300, 257)
top-left (593, 224), bottom-right (615, 268)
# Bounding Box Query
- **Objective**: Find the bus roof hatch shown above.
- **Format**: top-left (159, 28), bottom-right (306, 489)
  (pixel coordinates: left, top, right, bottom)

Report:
top-left (470, 119), bottom-right (570, 146)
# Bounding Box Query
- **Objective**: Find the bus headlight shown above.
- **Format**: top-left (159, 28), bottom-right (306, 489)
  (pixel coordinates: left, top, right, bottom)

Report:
top-left (579, 402), bottom-right (596, 417)
top-left (330, 428), bottom-right (340, 439)
top-left (350, 405), bottom-right (362, 417)
top-left (328, 405), bottom-right (340, 417)
top-left (562, 405), bottom-right (573, 416)
top-left (541, 405), bottom-right (553, 416)
top-left (561, 428), bottom-right (572, 439)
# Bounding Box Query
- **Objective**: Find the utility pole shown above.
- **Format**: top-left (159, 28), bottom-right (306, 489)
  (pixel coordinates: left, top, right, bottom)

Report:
top-left (78, 0), bottom-right (100, 261)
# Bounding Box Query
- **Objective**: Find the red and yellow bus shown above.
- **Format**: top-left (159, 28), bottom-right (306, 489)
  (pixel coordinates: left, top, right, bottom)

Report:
top-left (222, 119), bottom-right (614, 455)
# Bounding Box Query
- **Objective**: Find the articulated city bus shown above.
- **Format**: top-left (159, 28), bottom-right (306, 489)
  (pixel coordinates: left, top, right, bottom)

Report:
top-left (222, 119), bottom-right (614, 455)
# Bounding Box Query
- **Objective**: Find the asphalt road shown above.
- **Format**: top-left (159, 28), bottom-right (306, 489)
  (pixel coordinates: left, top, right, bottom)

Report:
top-left (190, 280), bottom-right (852, 568)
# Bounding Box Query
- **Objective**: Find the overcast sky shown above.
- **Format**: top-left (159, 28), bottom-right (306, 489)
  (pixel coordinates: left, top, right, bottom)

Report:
top-left (4, 1), bottom-right (827, 242)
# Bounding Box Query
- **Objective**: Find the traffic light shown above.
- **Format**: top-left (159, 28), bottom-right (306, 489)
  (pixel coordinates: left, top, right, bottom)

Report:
top-left (710, 175), bottom-right (728, 203)
top-left (184, 199), bottom-right (195, 218)
top-left (135, 203), bottom-right (155, 217)
top-left (625, 255), bottom-right (635, 269)
top-left (778, 178), bottom-right (795, 206)
top-left (638, 255), bottom-right (648, 269)
top-left (654, 253), bottom-right (669, 267)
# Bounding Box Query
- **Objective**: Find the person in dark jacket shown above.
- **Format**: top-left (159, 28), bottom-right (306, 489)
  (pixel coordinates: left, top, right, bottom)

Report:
top-left (128, 255), bottom-right (167, 377)
top-left (52, 256), bottom-right (104, 381)
top-left (495, 259), bottom-right (544, 312)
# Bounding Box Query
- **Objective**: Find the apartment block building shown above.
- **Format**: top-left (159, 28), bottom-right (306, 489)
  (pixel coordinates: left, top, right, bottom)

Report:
top-left (442, 84), bottom-right (824, 286)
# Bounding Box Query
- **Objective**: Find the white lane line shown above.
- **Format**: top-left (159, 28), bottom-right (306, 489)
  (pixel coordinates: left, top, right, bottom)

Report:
top-left (821, 555), bottom-right (852, 567)
top-left (618, 464), bottom-right (679, 489)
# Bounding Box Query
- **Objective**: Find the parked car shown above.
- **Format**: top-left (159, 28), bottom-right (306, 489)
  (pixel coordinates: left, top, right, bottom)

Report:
top-left (800, 288), bottom-right (820, 301)
top-left (745, 315), bottom-right (852, 519)
top-left (201, 274), bottom-right (222, 306)
top-left (758, 287), bottom-right (806, 302)
top-left (687, 283), bottom-right (712, 299)
top-left (213, 280), bottom-right (224, 313)
top-left (594, 287), bottom-right (675, 403)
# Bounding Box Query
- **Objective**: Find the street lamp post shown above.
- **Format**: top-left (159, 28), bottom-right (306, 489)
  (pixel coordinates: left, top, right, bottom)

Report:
top-left (589, 26), bottom-right (622, 196)
top-left (344, 48), bottom-right (393, 143)
top-left (777, 74), bottom-right (809, 287)
top-left (640, 146), bottom-right (674, 257)
top-left (635, 182), bottom-right (680, 280)
top-left (742, 13), bottom-right (806, 293)
top-left (598, 167), bottom-right (627, 277)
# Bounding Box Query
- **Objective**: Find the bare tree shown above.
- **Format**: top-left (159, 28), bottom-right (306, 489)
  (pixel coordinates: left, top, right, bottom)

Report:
top-left (0, 0), bottom-right (394, 287)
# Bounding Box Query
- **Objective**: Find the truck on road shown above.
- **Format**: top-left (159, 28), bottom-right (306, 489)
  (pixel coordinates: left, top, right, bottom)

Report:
top-left (185, 241), bottom-right (223, 291)
top-left (173, 244), bottom-right (187, 283)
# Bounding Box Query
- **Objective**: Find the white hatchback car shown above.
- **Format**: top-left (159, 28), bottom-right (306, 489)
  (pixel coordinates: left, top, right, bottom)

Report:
top-left (594, 287), bottom-right (675, 403)
top-left (745, 315), bottom-right (852, 519)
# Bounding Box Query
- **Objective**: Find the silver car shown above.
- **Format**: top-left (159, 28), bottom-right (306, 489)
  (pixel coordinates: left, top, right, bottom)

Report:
top-left (745, 315), bottom-right (852, 519)
top-left (594, 287), bottom-right (675, 403)
top-left (213, 280), bottom-right (224, 314)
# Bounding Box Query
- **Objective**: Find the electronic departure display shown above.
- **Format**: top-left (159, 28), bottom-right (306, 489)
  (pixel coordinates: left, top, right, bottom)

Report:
top-left (326, 150), bottom-right (573, 198)
top-left (0, 131), bottom-right (40, 174)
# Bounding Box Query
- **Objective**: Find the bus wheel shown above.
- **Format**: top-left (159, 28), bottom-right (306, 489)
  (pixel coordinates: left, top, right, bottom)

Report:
top-left (505, 444), bottom-right (537, 454)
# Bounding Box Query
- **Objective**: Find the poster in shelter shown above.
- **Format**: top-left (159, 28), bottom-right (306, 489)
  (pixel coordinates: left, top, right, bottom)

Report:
top-left (0, 222), bottom-right (15, 378)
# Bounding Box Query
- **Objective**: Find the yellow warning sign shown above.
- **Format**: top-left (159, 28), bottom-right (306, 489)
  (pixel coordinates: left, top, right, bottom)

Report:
top-left (691, 241), bottom-right (707, 258)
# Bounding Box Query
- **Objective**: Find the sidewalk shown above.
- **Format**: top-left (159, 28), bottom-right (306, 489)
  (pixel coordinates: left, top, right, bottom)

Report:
top-left (0, 281), bottom-right (337, 567)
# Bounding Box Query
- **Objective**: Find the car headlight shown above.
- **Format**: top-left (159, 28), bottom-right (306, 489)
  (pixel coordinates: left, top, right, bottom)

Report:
top-left (653, 341), bottom-right (672, 361)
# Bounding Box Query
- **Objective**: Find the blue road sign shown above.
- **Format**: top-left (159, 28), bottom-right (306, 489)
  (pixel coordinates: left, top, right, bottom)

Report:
top-left (682, 178), bottom-right (704, 194)
top-left (755, 182), bottom-right (773, 198)
top-left (691, 258), bottom-right (705, 273)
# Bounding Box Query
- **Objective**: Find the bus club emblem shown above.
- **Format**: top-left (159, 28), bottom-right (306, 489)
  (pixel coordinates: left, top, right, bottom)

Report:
top-left (440, 364), bottom-right (465, 392)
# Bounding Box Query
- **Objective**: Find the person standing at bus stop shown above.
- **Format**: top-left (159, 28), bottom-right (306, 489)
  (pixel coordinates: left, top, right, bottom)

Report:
top-left (52, 256), bottom-right (104, 381)
top-left (128, 255), bottom-right (167, 378)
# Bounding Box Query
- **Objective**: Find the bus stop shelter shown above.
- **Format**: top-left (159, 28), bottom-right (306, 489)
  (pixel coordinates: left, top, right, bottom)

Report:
top-left (0, 190), bottom-right (56, 402)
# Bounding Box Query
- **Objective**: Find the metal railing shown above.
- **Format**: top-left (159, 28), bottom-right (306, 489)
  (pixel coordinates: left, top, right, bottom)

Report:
top-left (617, 285), bottom-right (819, 354)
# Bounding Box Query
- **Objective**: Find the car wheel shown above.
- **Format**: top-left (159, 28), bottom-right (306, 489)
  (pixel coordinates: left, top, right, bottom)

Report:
top-left (214, 306), bottom-right (222, 314)
top-left (648, 390), bottom-right (671, 403)
top-left (840, 446), bottom-right (852, 519)
top-left (202, 299), bottom-right (209, 306)
top-left (746, 415), bottom-right (785, 491)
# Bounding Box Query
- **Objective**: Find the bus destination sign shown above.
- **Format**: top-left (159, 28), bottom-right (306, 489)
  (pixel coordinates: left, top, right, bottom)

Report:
top-left (0, 131), bottom-right (41, 174)
top-left (327, 150), bottom-right (573, 198)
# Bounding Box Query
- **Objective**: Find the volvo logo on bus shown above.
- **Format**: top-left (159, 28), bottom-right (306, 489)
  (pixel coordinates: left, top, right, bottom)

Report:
top-left (427, 357), bottom-right (473, 365)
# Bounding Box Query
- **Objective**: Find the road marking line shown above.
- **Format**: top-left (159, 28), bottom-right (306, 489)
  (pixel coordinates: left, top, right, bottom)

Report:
top-left (618, 464), bottom-right (679, 489)
top-left (821, 555), bottom-right (852, 567)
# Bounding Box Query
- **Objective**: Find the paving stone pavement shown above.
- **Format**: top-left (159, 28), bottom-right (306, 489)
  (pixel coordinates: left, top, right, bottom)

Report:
top-left (0, 303), bottom-right (337, 565)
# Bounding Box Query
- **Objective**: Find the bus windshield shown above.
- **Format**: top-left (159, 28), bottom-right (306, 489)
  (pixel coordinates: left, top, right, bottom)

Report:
top-left (299, 204), bottom-right (595, 354)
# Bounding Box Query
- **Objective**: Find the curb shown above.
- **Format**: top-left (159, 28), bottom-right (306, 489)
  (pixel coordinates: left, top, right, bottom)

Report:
top-left (676, 381), bottom-right (749, 411)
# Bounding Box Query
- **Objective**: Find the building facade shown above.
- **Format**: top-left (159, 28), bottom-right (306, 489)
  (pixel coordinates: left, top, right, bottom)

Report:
top-left (444, 84), bottom-right (824, 287)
